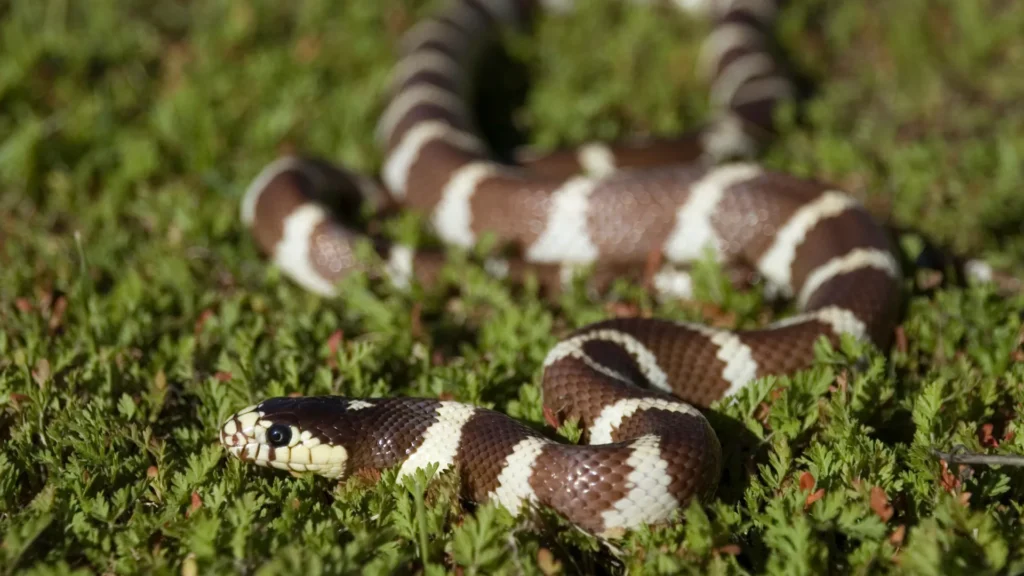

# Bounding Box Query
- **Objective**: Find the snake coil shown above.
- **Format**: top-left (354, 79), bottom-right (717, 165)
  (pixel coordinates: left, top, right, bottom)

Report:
top-left (219, 0), bottom-right (902, 537)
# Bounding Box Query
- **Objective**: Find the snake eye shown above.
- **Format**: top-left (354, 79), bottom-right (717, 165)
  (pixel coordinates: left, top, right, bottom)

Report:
top-left (266, 424), bottom-right (292, 447)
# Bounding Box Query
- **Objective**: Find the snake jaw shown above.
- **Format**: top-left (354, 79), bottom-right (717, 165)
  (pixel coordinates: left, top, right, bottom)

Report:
top-left (228, 444), bottom-right (249, 461)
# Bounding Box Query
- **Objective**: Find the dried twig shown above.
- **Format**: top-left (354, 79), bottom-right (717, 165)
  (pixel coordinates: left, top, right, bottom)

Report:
top-left (931, 445), bottom-right (1024, 467)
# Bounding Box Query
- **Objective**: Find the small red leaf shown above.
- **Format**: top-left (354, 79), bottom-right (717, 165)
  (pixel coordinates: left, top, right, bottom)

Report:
top-left (326, 330), bottom-right (344, 368)
top-left (889, 524), bottom-right (906, 546)
top-left (186, 492), bottom-right (202, 517)
top-left (48, 296), bottom-right (67, 331)
top-left (979, 423), bottom-right (998, 447)
top-left (543, 406), bottom-right (561, 429)
top-left (939, 460), bottom-right (960, 492)
top-left (537, 547), bottom-right (562, 576)
top-left (715, 544), bottom-right (741, 556)
top-left (327, 330), bottom-right (344, 355)
top-left (9, 394), bottom-right (30, 408)
top-left (870, 486), bottom-right (893, 521)
top-left (194, 309), bottom-right (214, 335)
top-left (804, 488), bottom-right (825, 509)
top-left (604, 301), bottom-right (642, 318)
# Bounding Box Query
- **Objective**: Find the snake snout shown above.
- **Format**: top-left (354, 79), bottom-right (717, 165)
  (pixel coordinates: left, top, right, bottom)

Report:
top-left (219, 420), bottom-right (247, 450)
top-left (218, 406), bottom-right (262, 453)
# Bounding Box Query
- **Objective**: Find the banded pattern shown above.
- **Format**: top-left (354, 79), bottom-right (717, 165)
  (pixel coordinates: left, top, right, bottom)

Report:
top-left (224, 0), bottom-right (904, 535)
top-left (221, 394), bottom-right (718, 537)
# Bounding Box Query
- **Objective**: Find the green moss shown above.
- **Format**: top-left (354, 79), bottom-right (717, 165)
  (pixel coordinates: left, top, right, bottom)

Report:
top-left (1, 0), bottom-right (1023, 573)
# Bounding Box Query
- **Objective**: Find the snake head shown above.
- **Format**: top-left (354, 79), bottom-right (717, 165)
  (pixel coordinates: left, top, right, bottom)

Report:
top-left (219, 397), bottom-right (354, 478)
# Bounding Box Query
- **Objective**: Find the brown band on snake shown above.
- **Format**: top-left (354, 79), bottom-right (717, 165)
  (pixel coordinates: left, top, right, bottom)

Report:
top-left (225, 0), bottom-right (904, 537)
top-left (515, 135), bottom-right (713, 179)
top-left (454, 409), bottom-right (546, 501)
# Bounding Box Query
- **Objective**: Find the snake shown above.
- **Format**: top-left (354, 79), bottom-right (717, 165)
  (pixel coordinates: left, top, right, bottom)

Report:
top-left (218, 0), bottom-right (903, 538)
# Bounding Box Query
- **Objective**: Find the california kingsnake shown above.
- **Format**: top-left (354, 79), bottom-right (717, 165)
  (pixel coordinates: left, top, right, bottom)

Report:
top-left (219, 0), bottom-right (904, 537)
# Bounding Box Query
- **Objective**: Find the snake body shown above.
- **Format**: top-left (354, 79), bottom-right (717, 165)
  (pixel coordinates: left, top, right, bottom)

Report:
top-left (220, 0), bottom-right (903, 537)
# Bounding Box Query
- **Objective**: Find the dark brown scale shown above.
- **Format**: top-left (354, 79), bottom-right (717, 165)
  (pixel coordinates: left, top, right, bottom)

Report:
top-left (579, 340), bottom-right (654, 389)
top-left (308, 220), bottom-right (361, 285)
top-left (455, 410), bottom-right (547, 500)
top-left (788, 207), bottom-right (896, 291)
top-left (731, 98), bottom-right (782, 137)
top-left (584, 166), bottom-right (704, 262)
top-left (529, 444), bottom-right (633, 533)
top-left (558, 318), bottom-right (737, 407)
top-left (403, 36), bottom-right (463, 62)
top-left (392, 69), bottom-right (465, 100)
top-left (712, 44), bottom-right (775, 85)
top-left (250, 170), bottom-right (305, 253)
top-left (595, 136), bottom-right (709, 172)
top-left (384, 103), bottom-right (478, 152)
top-left (466, 175), bottom-right (555, 246)
top-left (803, 266), bottom-right (903, 348)
top-left (541, 354), bottom-right (683, 426)
top-left (516, 135), bottom-right (709, 180)
top-left (737, 322), bottom-right (836, 378)
top-left (246, 160), bottom-right (391, 288)
top-left (513, 148), bottom-right (587, 179)
top-left (711, 171), bottom-right (828, 262)
top-left (403, 140), bottom-right (486, 211)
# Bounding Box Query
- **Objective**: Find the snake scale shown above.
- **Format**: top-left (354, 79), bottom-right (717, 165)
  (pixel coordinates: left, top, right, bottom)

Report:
top-left (219, 0), bottom-right (903, 537)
